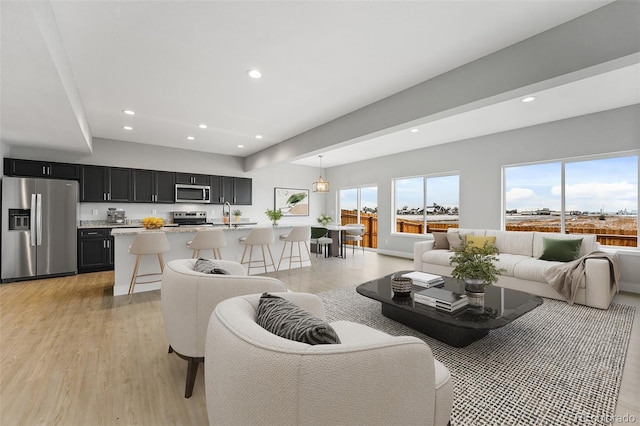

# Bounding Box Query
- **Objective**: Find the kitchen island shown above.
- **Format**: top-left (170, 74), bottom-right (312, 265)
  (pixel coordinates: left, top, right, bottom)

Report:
top-left (110, 225), bottom-right (298, 296)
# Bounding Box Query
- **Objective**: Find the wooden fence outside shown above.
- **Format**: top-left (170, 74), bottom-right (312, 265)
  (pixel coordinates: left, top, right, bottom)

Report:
top-left (342, 211), bottom-right (637, 248)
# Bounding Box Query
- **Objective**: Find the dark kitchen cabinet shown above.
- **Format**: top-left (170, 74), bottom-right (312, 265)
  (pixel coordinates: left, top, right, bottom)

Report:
top-left (77, 228), bottom-right (114, 273)
top-left (4, 158), bottom-right (79, 180)
top-left (80, 166), bottom-right (131, 202)
top-left (210, 176), bottom-right (252, 205)
top-left (132, 169), bottom-right (175, 203)
top-left (175, 172), bottom-right (209, 186)
top-left (233, 177), bottom-right (252, 205)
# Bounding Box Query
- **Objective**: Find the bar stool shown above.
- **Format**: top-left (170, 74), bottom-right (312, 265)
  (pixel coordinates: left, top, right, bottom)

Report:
top-left (310, 227), bottom-right (332, 258)
top-left (128, 231), bottom-right (170, 298)
top-left (343, 224), bottom-right (365, 254)
top-left (186, 229), bottom-right (226, 259)
top-left (277, 226), bottom-right (312, 271)
top-left (239, 228), bottom-right (276, 274)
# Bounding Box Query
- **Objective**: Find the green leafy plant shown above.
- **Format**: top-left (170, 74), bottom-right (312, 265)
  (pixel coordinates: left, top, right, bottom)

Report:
top-left (286, 192), bottom-right (307, 206)
top-left (232, 209), bottom-right (242, 216)
top-left (317, 214), bottom-right (332, 225)
top-left (265, 208), bottom-right (283, 224)
top-left (449, 237), bottom-right (504, 287)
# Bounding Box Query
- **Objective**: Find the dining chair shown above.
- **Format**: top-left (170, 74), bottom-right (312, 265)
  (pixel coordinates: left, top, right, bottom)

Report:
top-left (343, 224), bottom-right (365, 254)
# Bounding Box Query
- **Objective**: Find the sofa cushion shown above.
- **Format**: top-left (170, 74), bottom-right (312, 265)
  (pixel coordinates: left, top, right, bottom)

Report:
top-left (494, 253), bottom-right (532, 277)
top-left (512, 258), bottom-right (578, 285)
top-left (466, 235), bottom-right (497, 249)
top-left (422, 249), bottom-right (455, 267)
top-left (533, 232), bottom-right (596, 258)
top-left (256, 293), bottom-right (341, 345)
top-left (539, 237), bottom-right (583, 262)
top-left (446, 231), bottom-right (473, 250)
top-left (432, 232), bottom-right (450, 250)
top-left (485, 230), bottom-right (534, 257)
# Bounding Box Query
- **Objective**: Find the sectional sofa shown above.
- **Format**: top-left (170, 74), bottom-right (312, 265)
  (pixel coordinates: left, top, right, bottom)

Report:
top-left (413, 228), bottom-right (617, 309)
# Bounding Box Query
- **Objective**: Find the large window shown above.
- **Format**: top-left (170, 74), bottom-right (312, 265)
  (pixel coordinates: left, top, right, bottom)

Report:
top-left (394, 174), bottom-right (459, 234)
top-left (504, 154), bottom-right (638, 247)
top-left (339, 185), bottom-right (378, 248)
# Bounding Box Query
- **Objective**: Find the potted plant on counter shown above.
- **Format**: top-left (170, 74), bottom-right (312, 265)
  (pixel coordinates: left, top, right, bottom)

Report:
top-left (265, 208), bottom-right (283, 226)
top-left (232, 209), bottom-right (242, 222)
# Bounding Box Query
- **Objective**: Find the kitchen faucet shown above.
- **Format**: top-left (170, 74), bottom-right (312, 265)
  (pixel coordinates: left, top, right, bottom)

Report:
top-left (224, 201), bottom-right (232, 228)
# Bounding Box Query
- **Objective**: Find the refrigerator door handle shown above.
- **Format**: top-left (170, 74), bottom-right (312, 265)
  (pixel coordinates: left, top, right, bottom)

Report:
top-left (36, 193), bottom-right (43, 245)
top-left (30, 194), bottom-right (37, 246)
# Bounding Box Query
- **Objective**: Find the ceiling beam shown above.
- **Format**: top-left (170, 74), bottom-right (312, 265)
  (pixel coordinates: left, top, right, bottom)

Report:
top-left (244, 0), bottom-right (640, 172)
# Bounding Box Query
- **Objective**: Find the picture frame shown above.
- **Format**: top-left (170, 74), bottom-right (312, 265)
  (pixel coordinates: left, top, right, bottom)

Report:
top-left (274, 187), bottom-right (309, 216)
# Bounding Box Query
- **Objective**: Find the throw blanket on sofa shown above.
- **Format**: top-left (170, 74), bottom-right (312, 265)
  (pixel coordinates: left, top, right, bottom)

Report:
top-left (544, 251), bottom-right (620, 305)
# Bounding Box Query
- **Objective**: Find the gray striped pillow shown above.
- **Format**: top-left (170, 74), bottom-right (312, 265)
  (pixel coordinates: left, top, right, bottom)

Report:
top-left (256, 293), bottom-right (341, 345)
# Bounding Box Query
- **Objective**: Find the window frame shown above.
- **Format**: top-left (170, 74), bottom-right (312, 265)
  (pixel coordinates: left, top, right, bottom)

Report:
top-left (502, 151), bottom-right (639, 248)
top-left (392, 172), bottom-right (460, 236)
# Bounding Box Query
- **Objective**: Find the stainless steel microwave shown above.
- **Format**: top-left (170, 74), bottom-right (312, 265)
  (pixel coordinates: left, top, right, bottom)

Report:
top-left (175, 184), bottom-right (211, 203)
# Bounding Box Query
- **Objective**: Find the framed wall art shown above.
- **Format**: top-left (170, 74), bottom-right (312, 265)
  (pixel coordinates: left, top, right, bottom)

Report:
top-left (274, 187), bottom-right (309, 216)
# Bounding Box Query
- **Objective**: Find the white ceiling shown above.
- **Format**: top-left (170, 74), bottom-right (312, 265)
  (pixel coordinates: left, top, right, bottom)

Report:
top-left (1, 1), bottom-right (637, 168)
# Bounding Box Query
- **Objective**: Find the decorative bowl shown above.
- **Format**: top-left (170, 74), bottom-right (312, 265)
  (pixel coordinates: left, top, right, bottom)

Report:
top-left (391, 275), bottom-right (413, 297)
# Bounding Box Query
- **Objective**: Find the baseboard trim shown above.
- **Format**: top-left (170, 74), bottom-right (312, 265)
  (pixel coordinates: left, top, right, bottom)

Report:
top-left (619, 281), bottom-right (640, 294)
top-left (376, 249), bottom-right (413, 259)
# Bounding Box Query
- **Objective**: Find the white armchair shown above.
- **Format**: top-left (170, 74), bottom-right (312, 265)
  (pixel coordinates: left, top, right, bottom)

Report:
top-left (205, 292), bottom-right (454, 425)
top-left (161, 258), bottom-right (287, 398)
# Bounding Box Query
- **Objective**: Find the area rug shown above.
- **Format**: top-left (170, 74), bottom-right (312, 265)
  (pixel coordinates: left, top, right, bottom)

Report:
top-left (318, 286), bottom-right (635, 426)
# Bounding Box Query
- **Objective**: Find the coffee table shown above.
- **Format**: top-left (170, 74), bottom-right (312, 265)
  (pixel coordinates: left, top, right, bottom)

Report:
top-left (356, 271), bottom-right (543, 347)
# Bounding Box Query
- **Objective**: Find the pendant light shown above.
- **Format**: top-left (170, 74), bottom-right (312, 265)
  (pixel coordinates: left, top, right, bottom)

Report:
top-left (312, 155), bottom-right (329, 193)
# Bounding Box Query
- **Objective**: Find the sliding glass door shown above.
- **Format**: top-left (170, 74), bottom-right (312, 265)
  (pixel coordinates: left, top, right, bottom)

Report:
top-left (339, 185), bottom-right (378, 248)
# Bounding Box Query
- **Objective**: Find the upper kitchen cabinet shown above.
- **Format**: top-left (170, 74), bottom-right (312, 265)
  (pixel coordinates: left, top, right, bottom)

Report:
top-left (175, 172), bottom-right (209, 186)
top-left (132, 169), bottom-right (175, 203)
top-left (80, 165), bottom-right (131, 202)
top-left (210, 176), bottom-right (252, 205)
top-left (4, 158), bottom-right (79, 180)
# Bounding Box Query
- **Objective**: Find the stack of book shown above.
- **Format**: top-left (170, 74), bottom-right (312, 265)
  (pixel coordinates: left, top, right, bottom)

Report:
top-left (401, 271), bottom-right (445, 288)
top-left (414, 287), bottom-right (468, 312)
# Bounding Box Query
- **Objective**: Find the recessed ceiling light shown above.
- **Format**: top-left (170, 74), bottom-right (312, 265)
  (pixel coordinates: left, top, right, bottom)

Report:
top-left (186, 136), bottom-right (195, 141)
top-left (237, 145), bottom-right (244, 148)
top-left (198, 124), bottom-right (207, 129)
top-left (122, 126), bottom-right (133, 130)
top-left (122, 109), bottom-right (135, 115)
top-left (410, 128), bottom-right (419, 133)
top-left (522, 96), bottom-right (536, 103)
top-left (255, 135), bottom-right (263, 139)
top-left (247, 69), bottom-right (262, 79)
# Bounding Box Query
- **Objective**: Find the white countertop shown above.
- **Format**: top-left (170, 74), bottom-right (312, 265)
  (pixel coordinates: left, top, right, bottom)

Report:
top-left (110, 224), bottom-right (291, 236)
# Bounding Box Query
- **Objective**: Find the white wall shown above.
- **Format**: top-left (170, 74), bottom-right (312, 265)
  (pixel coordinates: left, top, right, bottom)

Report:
top-left (7, 138), bottom-right (326, 226)
top-left (326, 104), bottom-right (640, 291)
top-left (0, 141), bottom-right (6, 175)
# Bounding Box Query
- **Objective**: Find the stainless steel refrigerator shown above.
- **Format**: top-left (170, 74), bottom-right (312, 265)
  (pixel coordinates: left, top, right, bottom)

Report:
top-left (1, 176), bottom-right (78, 282)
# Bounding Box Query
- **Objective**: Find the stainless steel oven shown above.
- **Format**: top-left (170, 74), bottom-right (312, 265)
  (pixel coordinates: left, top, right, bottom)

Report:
top-left (175, 184), bottom-right (211, 203)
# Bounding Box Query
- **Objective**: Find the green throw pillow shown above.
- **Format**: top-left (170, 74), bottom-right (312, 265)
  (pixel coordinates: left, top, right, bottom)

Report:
top-left (539, 237), bottom-right (583, 262)
top-left (256, 293), bottom-right (341, 345)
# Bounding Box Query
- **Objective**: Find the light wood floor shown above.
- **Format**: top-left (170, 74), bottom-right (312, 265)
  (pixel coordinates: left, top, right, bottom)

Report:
top-left (0, 251), bottom-right (638, 425)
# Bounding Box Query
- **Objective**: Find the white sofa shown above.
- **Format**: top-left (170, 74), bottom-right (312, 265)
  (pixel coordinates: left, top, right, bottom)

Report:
top-left (161, 258), bottom-right (287, 397)
top-left (414, 229), bottom-right (617, 309)
top-left (205, 292), bottom-right (454, 426)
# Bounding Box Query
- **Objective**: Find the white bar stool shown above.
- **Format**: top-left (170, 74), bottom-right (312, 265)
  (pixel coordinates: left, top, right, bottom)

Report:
top-left (239, 228), bottom-right (276, 274)
top-left (277, 226), bottom-right (312, 271)
top-left (186, 229), bottom-right (226, 259)
top-left (343, 223), bottom-right (365, 254)
top-left (128, 231), bottom-right (170, 298)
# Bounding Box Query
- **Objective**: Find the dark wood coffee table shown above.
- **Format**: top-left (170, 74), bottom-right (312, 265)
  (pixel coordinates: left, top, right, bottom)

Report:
top-left (356, 271), bottom-right (543, 347)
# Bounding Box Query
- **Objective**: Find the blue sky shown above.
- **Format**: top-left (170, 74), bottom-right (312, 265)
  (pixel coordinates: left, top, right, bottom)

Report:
top-left (505, 155), bottom-right (638, 213)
